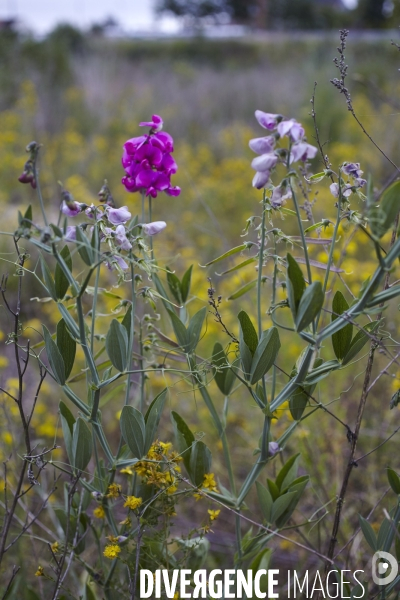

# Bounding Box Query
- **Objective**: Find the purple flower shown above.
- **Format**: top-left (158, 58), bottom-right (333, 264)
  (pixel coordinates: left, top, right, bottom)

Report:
top-left (249, 136), bottom-right (275, 154)
top-left (115, 225), bottom-right (132, 250)
top-left (85, 204), bottom-right (103, 220)
top-left (139, 114), bottom-right (163, 132)
top-left (270, 184), bottom-right (292, 208)
top-left (106, 255), bottom-right (129, 271)
top-left (277, 119), bottom-right (305, 142)
top-left (64, 226), bottom-right (77, 241)
top-left (107, 206), bottom-right (131, 225)
top-left (342, 162), bottom-right (363, 178)
top-left (289, 142), bottom-right (318, 164)
top-left (251, 153), bottom-right (278, 172)
top-left (252, 171), bottom-right (271, 189)
top-left (255, 110), bottom-right (280, 130)
top-left (142, 221), bottom-right (167, 235)
top-left (329, 183), bottom-right (339, 198)
top-left (268, 442), bottom-right (280, 457)
top-left (61, 200), bottom-right (84, 217)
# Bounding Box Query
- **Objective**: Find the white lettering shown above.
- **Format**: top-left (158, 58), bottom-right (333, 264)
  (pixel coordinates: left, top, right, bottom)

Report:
top-left (140, 570), bottom-right (153, 599)
top-left (193, 569), bottom-right (207, 598)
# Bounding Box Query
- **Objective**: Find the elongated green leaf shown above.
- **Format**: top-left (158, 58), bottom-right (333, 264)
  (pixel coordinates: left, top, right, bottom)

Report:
top-left (275, 477), bottom-right (309, 527)
top-left (227, 280), bottom-right (257, 300)
top-left (202, 244), bottom-right (249, 267)
top-left (55, 245), bottom-right (74, 300)
top-left (366, 284), bottom-right (400, 308)
top-left (370, 180), bottom-right (400, 239)
top-left (181, 265), bottom-right (193, 303)
top-left (250, 327), bottom-right (281, 384)
top-left (331, 291), bottom-right (353, 360)
top-left (190, 441), bottom-right (212, 487)
top-left (256, 481), bottom-right (273, 523)
top-left (121, 304), bottom-right (133, 341)
top-left (171, 411), bottom-right (195, 473)
top-left (216, 257), bottom-right (257, 276)
top-left (57, 303), bottom-right (80, 338)
top-left (21, 205), bottom-right (33, 228)
top-left (304, 359), bottom-right (340, 385)
top-left (120, 405), bottom-right (145, 459)
top-left (72, 418), bottom-right (92, 472)
top-left (342, 321), bottom-right (380, 366)
top-left (144, 388), bottom-right (168, 454)
top-left (358, 515), bottom-right (378, 551)
top-left (286, 253), bottom-right (306, 319)
top-left (388, 468), bottom-right (400, 495)
top-left (167, 309), bottom-right (189, 350)
top-left (40, 256), bottom-right (57, 301)
top-left (166, 267), bottom-right (183, 305)
top-left (295, 281), bottom-right (324, 332)
top-left (238, 310), bottom-right (258, 355)
top-left (276, 454), bottom-right (300, 491)
top-left (187, 307), bottom-right (206, 353)
top-left (43, 325), bottom-right (66, 385)
top-left (75, 227), bottom-right (93, 266)
top-left (271, 492), bottom-right (297, 524)
top-left (105, 319), bottom-right (128, 372)
top-left (59, 401), bottom-right (75, 464)
top-left (57, 319), bottom-right (76, 380)
top-left (212, 342), bottom-right (235, 396)
top-left (377, 517), bottom-right (392, 551)
top-left (267, 479), bottom-right (280, 501)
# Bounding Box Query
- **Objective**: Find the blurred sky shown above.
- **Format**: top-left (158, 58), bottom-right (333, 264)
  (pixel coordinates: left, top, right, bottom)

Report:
top-left (0, 0), bottom-right (356, 35)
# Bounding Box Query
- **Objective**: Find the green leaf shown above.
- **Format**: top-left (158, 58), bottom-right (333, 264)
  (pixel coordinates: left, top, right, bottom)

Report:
top-left (187, 307), bottom-right (206, 353)
top-left (358, 515), bottom-right (377, 551)
top-left (167, 309), bottom-right (189, 350)
top-left (120, 406), bottom-right (145, 459)
top-left (57, 303), bottom-right (80, 338)
top-left (377, 517), bottom-right (392, 551)
top-left (286, 253), bottom-right (306, 319)
top-left (121, 304), bottom-right (133, 340)
top-left (238, 310), bottom-right (258, 355)
top-left (370, 180), bottom-right (400, 239)
top-left (84, 584), bottom-right (97, 600)
top-left (216, 257), bottom-right (256, 276)
top-left (181, 265), bottom-right (193, 302)
top-left (271, 492), bottom-right (297, 523)
top-left (43, 325), bottom-right (66, 385)
top-left (72, 418), bottom-right (92, 472)
top-left (250, 327), bottom-right (281, 384)
top-left (276, 454), bottom-right (300, 491)
top-left (295, 281), bottom-right (324, 332)
top-left (21, 205), bottom-right (33, 228)
top-left (171, 411), bottom-right (195, 473)
top-left (266, 479), bottom-right (280, 501)
top-left (342, 321), bottom-right (380, 366)
top-left (144, 389), bottom-right (167, 455)
top-left (203, 244), bottom-right (249, 267)
top-left (275, 477), bottom-right (309, 527)
top-left (59, 401), bottom-right (75, 464)
top-left (190, 441), bottom-right (212, 487)
top-left (166, 267), bottom-right (183, 305)
top-left (40, 256), bottom-right (57, 301)
top-left (331, 291), bottom-right (353, 360)
top-left (388, 468), bottom-right (400, 495)
top-left (227, 280), bottom-right (257, 300)
top-left (75, 227), bottom-right (93, 266)
top-left (304, 359), bottom-right (340, 385)
top-left (249, 549), bottom-right (272, 594)
top-left (57, 319), bottom-right (76, 380)
top-left (289, 388), bottom-right (309, 421)
top-left (54, 245), bottom-right (73, 299)
top-left (105, 319), bottom-right (128, 372)
top-left (256, 481), bottom-right (273, 523)
top-left (212, 342), bottom-right (235, 396)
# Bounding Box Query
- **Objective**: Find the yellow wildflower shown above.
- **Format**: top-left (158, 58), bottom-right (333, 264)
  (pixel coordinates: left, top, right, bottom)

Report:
top-left (174, 593), bottom-right (180, 599)
top-left (134, 461), bottom-right (148, 477)
top-left (93, 506), bottom-right (105, 519)
top-left (124, 495), bottom-right (142, 510)
top-left (51, 541), bottom-right (59, 553)
top-left (208, 509), bottom-right (221, 522)
top-left (120, 466), bottom-right (134, 475)
top-left (202, 473), bottom-right (218, 493)
top-left (193, 493), bottom-right (203, 501)
top-left (119, 517), bottom-right (131, 527)
top-left (106, 484), bottom-right (121, 498)
top-left (103, 544), bottom-right (121, 559)
top-left (35, 566), bottom-right (44, 577)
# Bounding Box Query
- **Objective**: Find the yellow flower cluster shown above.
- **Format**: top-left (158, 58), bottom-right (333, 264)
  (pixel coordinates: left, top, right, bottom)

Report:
top-left (103, 544), bottom-right (121, 559)
top-left (35, 566), bottom-right (44, 577)
top-left (124, 495), bottom-right (142, 510)
top-left (106, 484), bottom-right (122, 499)
top-left (133, 440), bottom-right (182, 495)
top-left (208, 509), bottom-right (221, 522)
top-left (93, 506), bottom-right (106, 519)
top-left (202, 473), bottom-right (218, 493)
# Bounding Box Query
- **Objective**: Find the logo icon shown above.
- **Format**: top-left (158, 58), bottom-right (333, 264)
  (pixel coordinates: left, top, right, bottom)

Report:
top-left (372, 551), bottom-right (398, 585)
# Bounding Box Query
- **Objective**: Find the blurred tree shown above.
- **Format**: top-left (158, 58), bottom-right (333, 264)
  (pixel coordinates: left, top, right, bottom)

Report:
top-left (156, 0), bottom-right (259, 26)
top-left (356, 0), bottom-right (390, 28)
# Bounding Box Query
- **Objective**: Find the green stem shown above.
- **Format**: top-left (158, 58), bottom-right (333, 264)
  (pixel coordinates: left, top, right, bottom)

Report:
top-left (257, 190), bottom-right (267, 338)
top-left (33, 157), bottom-right (48, 227)
top-left (290, 183), bottom-right (312, 285)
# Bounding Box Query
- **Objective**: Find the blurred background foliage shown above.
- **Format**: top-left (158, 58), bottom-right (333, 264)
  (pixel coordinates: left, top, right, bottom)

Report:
top-left (2, 17), bottom-right (400, 587)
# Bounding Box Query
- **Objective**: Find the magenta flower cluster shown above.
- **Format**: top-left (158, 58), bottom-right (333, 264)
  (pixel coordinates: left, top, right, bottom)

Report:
top-left (249, 111), bottom-right (318, 189)
top-left (121, 115), bottom-right (180, 199)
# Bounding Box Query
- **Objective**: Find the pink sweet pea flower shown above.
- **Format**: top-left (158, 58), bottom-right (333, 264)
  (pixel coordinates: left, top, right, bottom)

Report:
top-left (255, 110), bottom-right (281, 130)
top-left (251, 153), bottom-right (278, 172)
top-left (271, 184), bottom-right (292, 208)
top-left (115, 225), bottom-right (132, 251)
top-left (329, 183), bottom-right (339, 198)
top-left (143, 221), bottom-right (167, 235)
top-left (106, 206), bottom-right (131, 225)
top-left (61, 200), bottom-right (84, 217)
top-left (249, 136), bottom-right (275, 154)
top-left (139, 114), bottom-right (163, 132)
top-left (106, 255), bottom-right (129, 271)
top-left (64, 226), bottom-right (77, 241)
top-left (342, 162), bottom-right (363, 178)
top-left (289, 142), bottom-right (318, 164)
top-left (277, 119), bottom-right (305, 142)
